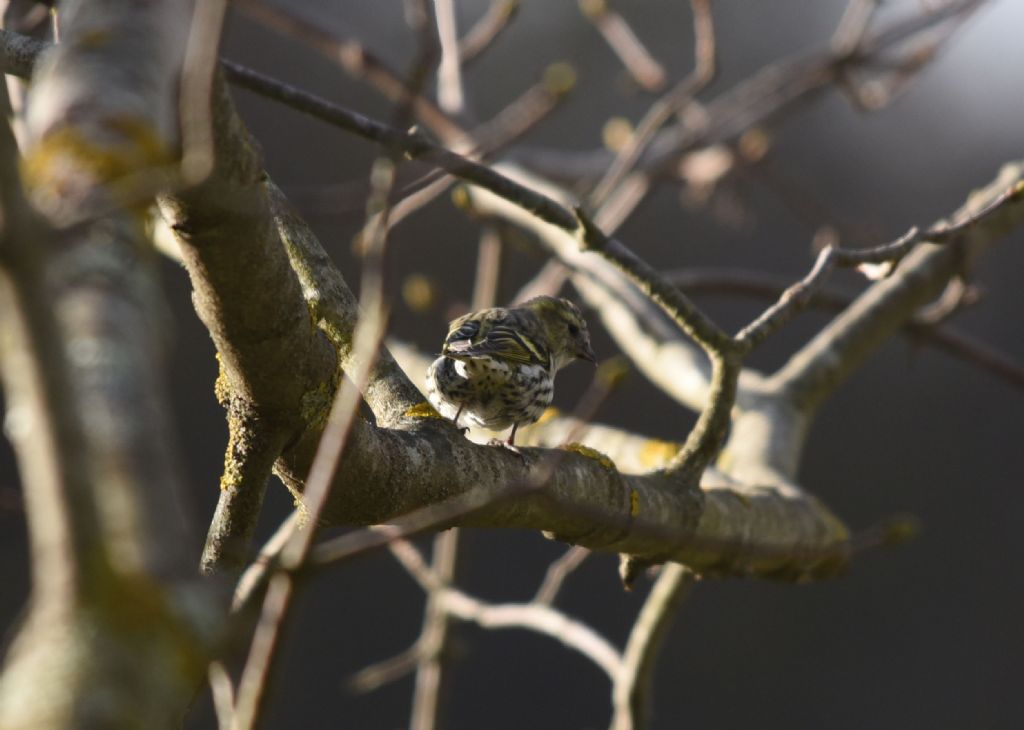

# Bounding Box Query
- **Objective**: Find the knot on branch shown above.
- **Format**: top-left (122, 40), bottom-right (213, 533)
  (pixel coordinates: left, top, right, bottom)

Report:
top-left (572, 204), bottom-right (608, 251)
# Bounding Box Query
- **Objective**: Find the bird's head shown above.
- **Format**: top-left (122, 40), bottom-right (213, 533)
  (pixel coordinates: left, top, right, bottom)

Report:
top-left (523, 296), bottom-right (596, 370)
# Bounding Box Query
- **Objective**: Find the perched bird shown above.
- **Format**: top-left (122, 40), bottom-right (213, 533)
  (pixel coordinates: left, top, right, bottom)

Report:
top-left (426, 296), bottom-right (596, 449)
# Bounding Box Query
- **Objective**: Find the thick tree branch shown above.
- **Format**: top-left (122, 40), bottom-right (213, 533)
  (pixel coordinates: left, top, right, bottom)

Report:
top-left (0, 1), bottom-right (213, 727)
top-left (0, 58), bottom-right (95, 618)
top-left (158, 73), bottom-right (338, 574)
top-left (274, 415), bottom-right (847, 580)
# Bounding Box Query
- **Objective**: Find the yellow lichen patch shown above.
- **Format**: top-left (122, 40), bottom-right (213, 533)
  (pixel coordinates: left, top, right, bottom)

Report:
top-left (535, 406), bottom-right (561, 425)
top-left (300, 379), bottom-right (338, 431)
top-left (561, 442), bottom-right (617, 471)
top-left (404, 401), bottom-right (444, 420)
top-left (77, 28), bottom-right (113, 50)
top-left (218, 467), bottom-right (242, 493)
top-left (213, 353), bottom-right (231, 406)
top-left (450, 185), bottom-right (472, 210)
top-left (91, 564), bottom-right (207, 681)
top-left (21, 116), bottom-right (171, 202)
top-left (218, 413), bottom-right (246, 492)
top-left (629, 489), bottom-right (640, 517)
top-left (637, 438), bottom-right (680, 468)
top-left (595, 355), bottom-right (630, 389)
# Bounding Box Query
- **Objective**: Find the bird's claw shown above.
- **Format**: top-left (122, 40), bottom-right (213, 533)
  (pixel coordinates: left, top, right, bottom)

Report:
top-left (488, 438), bottom-right (525, 461)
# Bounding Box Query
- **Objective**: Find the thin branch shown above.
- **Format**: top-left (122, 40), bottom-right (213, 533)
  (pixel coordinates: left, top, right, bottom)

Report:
top-left (666, 267), bottom-right (1024, 391)
top-left (233, 0), bottom-right (466, 144)
top-left (471, 224), bottom-right (503, 310)
top-left (579, 0), bottom-right (666, 91)
top-left (574, 205), bottom-right (734, 356)
top-left (410, 528), bottom-right (460, 730)
top-left (830, 0), bottom-right (881, 57)
top-left (611, 564), bottom-right (696, 730)
top-left (534, 546), bottom-right (590, 605)
top-left (179, 0), bottom-right (229, 182)
top-left (765, 161), bottom-right (1024, 417)
top-left (219, 58), bottom-right (579, 230)
top-left (209, 661), bottom-right (236, 730)
top-left (458, 0), bottom-right (519, 64)
top-left (230, 152), bottom-right (395, 730)
top-left (589, 0), bottom-right (716, 209)
top-left (383, 68), bottom-right (574, 232)
top-left (510, 0), bottom-right (986, 181)
top-left (389, 538), bottom-right (623, 678)
top-left (739, 176), bottom-right (1024, 355)
top-left (433, 0), bottom-right (464, 114)
top-left (348, 643), bottom-right (426, 694)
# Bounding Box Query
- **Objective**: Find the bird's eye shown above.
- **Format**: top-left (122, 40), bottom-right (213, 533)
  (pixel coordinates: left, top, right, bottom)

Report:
top-left (567, 323), bottom-right (580, 337)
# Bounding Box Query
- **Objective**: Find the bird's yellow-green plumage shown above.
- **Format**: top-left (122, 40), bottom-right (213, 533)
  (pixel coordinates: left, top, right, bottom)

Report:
top-left (426, 296), bottom-right (595, 446)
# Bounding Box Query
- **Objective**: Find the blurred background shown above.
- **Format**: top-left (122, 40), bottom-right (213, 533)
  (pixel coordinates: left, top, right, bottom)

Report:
top-left (3, 1), bottom-right (1023, 727)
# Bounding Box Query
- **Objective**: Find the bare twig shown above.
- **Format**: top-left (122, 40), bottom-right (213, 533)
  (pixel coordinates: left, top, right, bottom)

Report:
top-left (385, 68), bottom-right (574, 231)
top-left (471, 225), bottom-right (504, 310)
top-left (574, 205), bottom-right (733, 355)
top-left (831, 0), bottom-right (881, 57)
top-left (230, 165), bottom-right (394, 730)
top-left (589, 0), bottom-right (716, 208)
top-left (409, 216), bottom-right (507, 728)
top-left (179, 0), bottom-right (228, 182)
top-left (209, 661), bottom-right (236, 730)
top-left (220, 58), bottom-right (578, 230)
top-left (534, 546), bottom-right (590, 605)
top-left (434, 0), bottom-right (464, 114)
top-left (233, 0), bottom-right (466, 144)
top-left (389, 538), bottom-right (622, 678)
top-left (579, 0), bottom-right (666, 91)
top-left (735, 178), bottom-right (1024, 353)
top-left (611, 564), bottom-right (696, 730)
top-left (458, 0), bottom-right (519, 64)
top-left (511, 0), bottom-right (985, 181)
top-left (410, 528), bottom-right (460, 730)
top-left (667, 267), bottom-right (1023, 390)
top-left (348, 643), bottom-right (426, 694)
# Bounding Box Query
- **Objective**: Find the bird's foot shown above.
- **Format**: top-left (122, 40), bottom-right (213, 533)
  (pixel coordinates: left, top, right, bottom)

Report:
top-left (488, 438), bottom-right (525, 461)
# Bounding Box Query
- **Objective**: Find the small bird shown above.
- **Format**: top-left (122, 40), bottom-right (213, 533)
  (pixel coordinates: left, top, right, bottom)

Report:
top-left (426, 296), bottom-right (596, 450)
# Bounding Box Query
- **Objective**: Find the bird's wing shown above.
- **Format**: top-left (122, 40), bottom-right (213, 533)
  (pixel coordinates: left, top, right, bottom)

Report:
top-left (443, 315), bottom-right (548, 365)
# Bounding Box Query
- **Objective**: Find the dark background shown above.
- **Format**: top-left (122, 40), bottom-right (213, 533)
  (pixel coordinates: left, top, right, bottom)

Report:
top-left (3, 1), bottom-right (1023, 728)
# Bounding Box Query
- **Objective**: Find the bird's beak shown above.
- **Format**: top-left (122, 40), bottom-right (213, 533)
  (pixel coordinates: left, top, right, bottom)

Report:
top-left (579, 344), bottom-right (597, 365)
